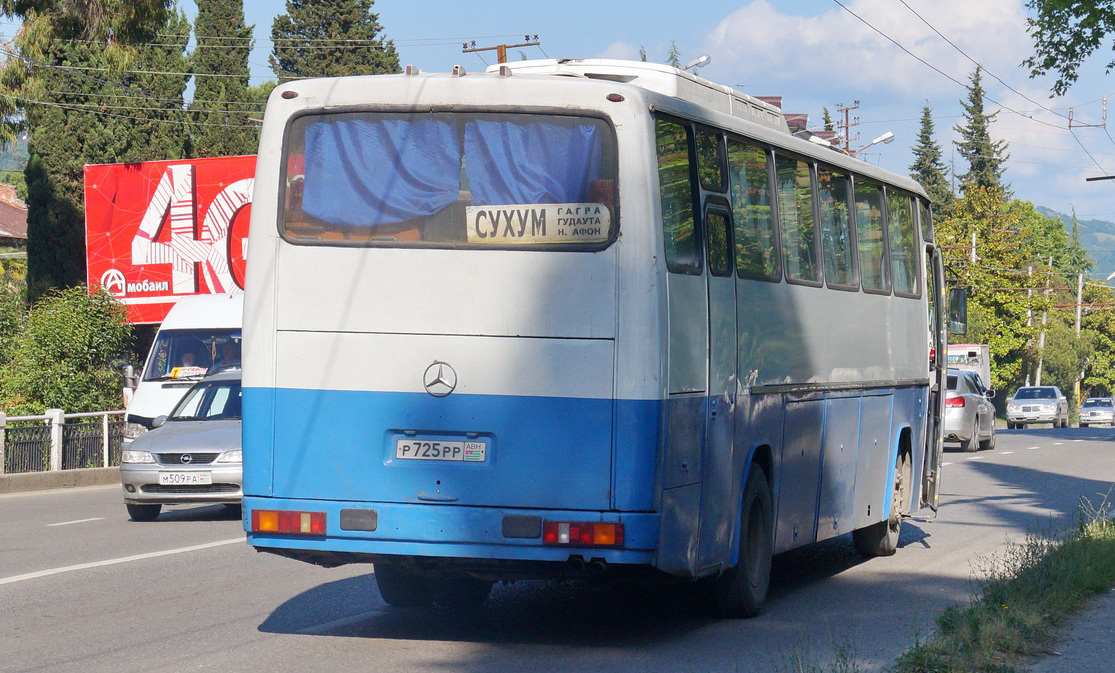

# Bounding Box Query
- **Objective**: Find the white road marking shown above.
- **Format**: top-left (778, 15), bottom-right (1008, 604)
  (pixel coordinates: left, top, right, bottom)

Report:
top-left (1052, 442), bottom-right (1065, 446)
top-left (47, 518), bottom-right (104, 527)
top-left (0, 538), bottom-right (243, 586)
top-left (966, 456), bottom-right (984, 461)
top-left (942, 462), bottom-right (953, 466)
top-left (1028, 446), bottom-right (1040, 450)
top-left (1000, 451), bottom-right (1014, 455)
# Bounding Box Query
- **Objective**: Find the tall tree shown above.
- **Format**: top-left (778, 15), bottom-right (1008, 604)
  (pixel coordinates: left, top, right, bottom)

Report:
top-left (0, 3), bottom-right (190, 299)
top-left (954, 67), bottom-right (1010, 194)
top-left (1024, 0), bottom-right (1115, 95)
top-left (909, 104), bottom-right (954, 218)
top-left (189, 0), bottom-right (260, 157)
top-left (666, 40), bottom-right (682, 68)
top-left (269, 0), bottom-right (399, 81)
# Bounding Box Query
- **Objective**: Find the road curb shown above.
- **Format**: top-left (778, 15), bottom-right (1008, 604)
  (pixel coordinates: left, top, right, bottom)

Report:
top-left (0, 467), bottom-right (119, 494)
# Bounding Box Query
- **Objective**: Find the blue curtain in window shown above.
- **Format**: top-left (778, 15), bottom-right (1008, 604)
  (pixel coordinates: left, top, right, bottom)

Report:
top-left (464, 120), bottom-right (602, 205)
top-left (301, 118), bottom-right (461, 228)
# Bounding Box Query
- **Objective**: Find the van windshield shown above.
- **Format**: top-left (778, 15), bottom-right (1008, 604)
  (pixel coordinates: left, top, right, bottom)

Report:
top-left (143, 329), bottom-right (242, 381)
top-left (281, 111), bottom-right (617, 248)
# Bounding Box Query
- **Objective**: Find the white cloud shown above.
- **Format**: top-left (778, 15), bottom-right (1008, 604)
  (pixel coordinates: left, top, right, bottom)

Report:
top-left (701, 0), bottom-right (1029, 99)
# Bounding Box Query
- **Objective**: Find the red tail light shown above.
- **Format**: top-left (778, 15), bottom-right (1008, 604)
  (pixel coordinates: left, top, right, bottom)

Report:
top-left (543, 521), bottom-right (624, 547)
top-left (946, 397), bottom-right (966, 408)
top-left (251, 509), bottom-right (326, 535)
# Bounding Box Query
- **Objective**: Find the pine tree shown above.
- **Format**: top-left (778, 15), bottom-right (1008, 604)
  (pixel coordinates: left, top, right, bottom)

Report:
top-left (954, 67), bottom-right (1010, 194)
top-left (1, 5), bottom-right (190, 299)
top-left (666, 40), bottom-right (682, 68)
top-left (909, 105), bottom-right (954, 218)
top-left (269, 0), bottom-right (399, 81)
top-left (189, 0), bottom-right (260, 157)
top-left (822, 107), bottom-right (834, 132)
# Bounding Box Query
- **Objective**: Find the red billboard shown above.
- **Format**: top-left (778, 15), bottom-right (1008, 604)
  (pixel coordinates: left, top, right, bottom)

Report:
top-left (84, 155), bottom-right (255, 323)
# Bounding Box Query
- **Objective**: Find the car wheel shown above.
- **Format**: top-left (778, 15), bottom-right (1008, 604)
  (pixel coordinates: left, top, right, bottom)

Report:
top-left (126, 503), bottom-right (161, 521)
top-left (979, 423), bottom-right (996, 451)
top-left (961, 419), bottom-right (980, 452)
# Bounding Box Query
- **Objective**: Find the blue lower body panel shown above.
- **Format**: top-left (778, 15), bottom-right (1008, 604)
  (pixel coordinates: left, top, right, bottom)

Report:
top-left (244, 496), bottom-right (660, 566)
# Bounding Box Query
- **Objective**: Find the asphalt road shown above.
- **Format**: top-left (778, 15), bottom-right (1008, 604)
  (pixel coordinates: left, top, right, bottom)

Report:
top-left (2, 425), bottom-right (1113, 673)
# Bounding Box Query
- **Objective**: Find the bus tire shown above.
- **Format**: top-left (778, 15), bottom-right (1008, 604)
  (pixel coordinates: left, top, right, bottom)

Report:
top-left (429, 576), bottom-right (493, 610)
top-left (853, 451), bottom-right (909, 557)
top-left (126, 503), bottom-right (161, 521)
top-left (710, 465), bottom-right (773, 618)
top-left (374, 564), bottom-right (432, 607)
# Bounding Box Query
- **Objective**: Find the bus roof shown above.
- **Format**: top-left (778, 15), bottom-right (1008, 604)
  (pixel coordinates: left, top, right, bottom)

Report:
top-left (487, 59), bottom-right (790, 134)
top-left (158, 292), bottom-right (243, 331)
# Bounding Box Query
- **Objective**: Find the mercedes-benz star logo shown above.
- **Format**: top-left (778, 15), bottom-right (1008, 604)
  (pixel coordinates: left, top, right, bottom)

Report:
top-left (423, 361), bottom-right (457, 398)
top-left (180, 454), bottom-right (193, 464)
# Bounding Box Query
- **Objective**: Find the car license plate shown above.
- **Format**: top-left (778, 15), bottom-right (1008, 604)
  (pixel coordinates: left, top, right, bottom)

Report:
top-left (395, 439), bottom-right (487, 462)
top-left (159, 471), bottom-right (213, 485)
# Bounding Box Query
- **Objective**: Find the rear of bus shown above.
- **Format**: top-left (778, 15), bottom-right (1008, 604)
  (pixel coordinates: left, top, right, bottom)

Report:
top-left (242, 69), bottom-right (664, 600)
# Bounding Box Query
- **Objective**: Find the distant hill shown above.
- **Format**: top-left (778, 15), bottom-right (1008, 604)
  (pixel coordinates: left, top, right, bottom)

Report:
top-left (1036, 206), bottom-right (1115, 273)
top-left (0, 137), bottom-right (27, 172)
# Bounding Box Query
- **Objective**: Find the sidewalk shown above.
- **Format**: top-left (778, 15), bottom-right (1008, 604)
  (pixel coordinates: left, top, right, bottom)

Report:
top-left (0, 466), bottom-right (118, 494)
top-left (1026, 587), bottom-right (1115, 672)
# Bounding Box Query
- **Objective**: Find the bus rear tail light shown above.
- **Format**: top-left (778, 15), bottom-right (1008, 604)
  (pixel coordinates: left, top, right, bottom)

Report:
top-left (946, 397), bottom-right (966, 408)
top-left (543, 521), bottom-right (624, 547)
top-left (251, 509), bottom-right (326, 535)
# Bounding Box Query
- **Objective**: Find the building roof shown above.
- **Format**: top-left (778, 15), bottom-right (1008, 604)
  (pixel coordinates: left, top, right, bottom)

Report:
top-left (0, 198), bottom-right (27, 241)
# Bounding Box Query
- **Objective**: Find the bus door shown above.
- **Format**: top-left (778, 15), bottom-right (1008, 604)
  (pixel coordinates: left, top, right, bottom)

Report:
top-left (697, 199), bottom-right (738, 573)
top-left (922, 244), bottom-right (947, 511)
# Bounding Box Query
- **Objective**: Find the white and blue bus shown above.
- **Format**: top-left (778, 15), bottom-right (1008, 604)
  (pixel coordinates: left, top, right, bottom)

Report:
top-left (242, 59), bottom-right (951, 617)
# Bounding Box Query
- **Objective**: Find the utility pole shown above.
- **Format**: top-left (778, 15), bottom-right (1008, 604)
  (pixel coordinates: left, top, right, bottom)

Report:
top-left (1075, 271), bottom-right (1085, 405)
top-left (1034, 256), bottom-right (1053, 387)
top-left (835, 100), bottom-right (860, 153)
top-left (462, 35), bottom-right (540, 64)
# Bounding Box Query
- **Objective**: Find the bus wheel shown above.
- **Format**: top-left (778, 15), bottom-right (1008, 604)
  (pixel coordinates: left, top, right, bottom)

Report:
top-left (374, 564), bottom-right (432, 607)
top-left (853, 452), bottom-right (909, 557)
top-left (430, 576), bottom-right (493, 610)
top-left (709, 465), bottom-right (773, 618)
top-left (126, 503), bottom-right (161, 521)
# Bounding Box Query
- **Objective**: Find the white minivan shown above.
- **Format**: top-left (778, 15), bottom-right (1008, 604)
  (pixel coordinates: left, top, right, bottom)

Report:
top-left (123, 293), bottom-right (243, 443)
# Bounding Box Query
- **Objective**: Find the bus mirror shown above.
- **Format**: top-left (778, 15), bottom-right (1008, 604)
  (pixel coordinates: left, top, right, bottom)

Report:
top-left (949, 288), bottom-right (967, 335)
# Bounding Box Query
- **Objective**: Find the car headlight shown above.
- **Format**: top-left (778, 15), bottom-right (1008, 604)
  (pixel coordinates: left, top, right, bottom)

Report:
top-left (216, 450), bottom-right (242, 463)
top-left (123, 422), bottom-right (148, 440)
top-left (121, 450), bottom-right (155, 464)
top-left (1044, 403), bottom-right (1057, 411)
top-left (1007, 404), bottom-right (1018, 412)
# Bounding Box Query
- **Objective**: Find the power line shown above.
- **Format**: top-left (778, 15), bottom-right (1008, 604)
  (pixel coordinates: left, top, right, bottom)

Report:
top-left (5, 94), bottom-right (258, 127)
top-left (895, 0), bottom-right (1071, 123)
top-left (829, 0), bottom-right (1064, 131)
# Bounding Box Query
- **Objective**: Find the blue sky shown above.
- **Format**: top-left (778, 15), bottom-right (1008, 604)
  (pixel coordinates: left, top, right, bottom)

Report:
top-left (11, 2), bottom-right (1115, 264)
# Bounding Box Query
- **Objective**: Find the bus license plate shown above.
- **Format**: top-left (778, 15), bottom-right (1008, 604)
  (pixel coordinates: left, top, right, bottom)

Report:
top-left (395, 439), bottom-right (487, 462)
top-left (159, 471), bottom-right (212, 485)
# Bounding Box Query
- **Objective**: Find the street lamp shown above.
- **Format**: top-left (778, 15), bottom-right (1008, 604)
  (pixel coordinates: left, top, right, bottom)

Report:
top-left (855, 131), bottom-right (894, 154)
top-left (683, 55), bottom-right (711, 72)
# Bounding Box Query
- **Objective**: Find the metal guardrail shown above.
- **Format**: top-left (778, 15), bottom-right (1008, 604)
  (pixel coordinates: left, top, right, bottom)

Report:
top-left (0, 409), bottom-right (126, 474)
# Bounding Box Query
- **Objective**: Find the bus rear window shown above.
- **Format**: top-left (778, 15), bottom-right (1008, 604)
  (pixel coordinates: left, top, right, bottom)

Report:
top-left (282, 112), bottom-right (617, 247)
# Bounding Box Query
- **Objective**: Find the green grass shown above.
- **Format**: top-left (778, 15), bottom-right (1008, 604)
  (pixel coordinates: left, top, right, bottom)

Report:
top-left (892, 500), bottom-right (1115, 673)
top-left (784, 499), bottom-right (1115, 673)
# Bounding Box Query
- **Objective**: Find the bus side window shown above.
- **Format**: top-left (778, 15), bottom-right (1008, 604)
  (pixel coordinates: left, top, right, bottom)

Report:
top-left (656, 118), bottom-right (701, 274)
top-left (727, 138), bottom-right (780, 281)
top-left (816, 166), bottom-right (856, 289)
top-left (888, 190), bottom-right (919, 297)
top-left (775, 153), bottom-right (820, 285)
top-left (854, 179), bottom-right (890, 294)
top-left (705, 204), bottom-right (733, 277)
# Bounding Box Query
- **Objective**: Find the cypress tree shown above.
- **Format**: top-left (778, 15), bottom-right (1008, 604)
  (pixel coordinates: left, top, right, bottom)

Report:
top-left (269, 0), bottom-right (400, 81)
top-left (909, 104), bottom-right (954, 218)
top-left (2, 5), bottom-right (190, 299)
top-left (954, 67), bottom-right (1010, 194)
top-left (189, 0), bottom-right (260, 157)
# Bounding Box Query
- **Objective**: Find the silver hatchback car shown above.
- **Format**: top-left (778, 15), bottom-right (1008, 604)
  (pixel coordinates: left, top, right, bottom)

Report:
top-left (120, 370), bottom-right (242, 521)
top-left (944, 369), bottom-right (996, 452)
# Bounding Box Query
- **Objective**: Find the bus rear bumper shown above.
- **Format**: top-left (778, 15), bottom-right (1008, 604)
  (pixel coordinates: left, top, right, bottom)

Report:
top-left (243, 496), bottom-right (659, 569)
